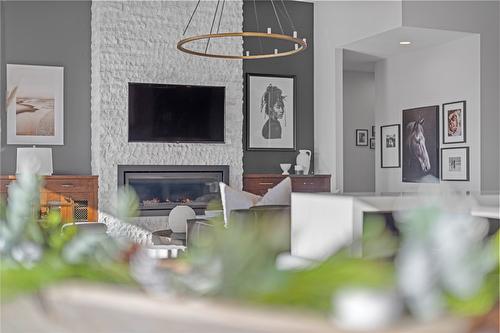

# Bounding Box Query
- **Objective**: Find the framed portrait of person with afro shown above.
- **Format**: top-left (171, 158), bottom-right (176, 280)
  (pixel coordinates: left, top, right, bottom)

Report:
top-left (246, 73), bottom-right (296, 150)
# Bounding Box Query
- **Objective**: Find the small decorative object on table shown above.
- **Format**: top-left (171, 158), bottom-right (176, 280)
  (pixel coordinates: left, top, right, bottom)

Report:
top-left (280, 163), bottom-right (291, 175)
top-left (294, 165), bottom-right (304, 175)
top-left (168, 205), bottom-right (196, 233)
top-left (296, 149), bottom-right (312, 175)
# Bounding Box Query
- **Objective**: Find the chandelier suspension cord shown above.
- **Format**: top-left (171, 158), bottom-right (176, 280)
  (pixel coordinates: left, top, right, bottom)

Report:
top-left (216, 0), bottom-right (226, 34)
top-left (279, 0), bottom-right (296, 32)
top-left (205, 0), bottom-right (221, 53)
top-left (270, 0), bottom-right (284, 35)
top-left (252, 0), bottom-right (264, 54)
top-left (182, 0), bottom-right (201, 36)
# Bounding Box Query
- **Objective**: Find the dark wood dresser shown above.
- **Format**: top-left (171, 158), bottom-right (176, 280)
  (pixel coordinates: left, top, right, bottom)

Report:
top-left (243, 174), bottom-right (331, 196)
top-left (0, 175), bottom-right (98, 223)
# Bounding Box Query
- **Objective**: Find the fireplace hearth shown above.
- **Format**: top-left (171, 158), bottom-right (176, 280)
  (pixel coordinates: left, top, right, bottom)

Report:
top-left (118, 165), bottom-right (229, 216)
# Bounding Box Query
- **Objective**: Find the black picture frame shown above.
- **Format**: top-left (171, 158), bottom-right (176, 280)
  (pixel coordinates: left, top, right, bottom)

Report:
top-left (402, 105), bottom-right (440, 183)
top-left (380, 124), bottom-right (401, 168)
top-left (441, 147), bottom-right (470, 181)
top-left (356, 129), bottom-right (369, 146)
top-left (245, 73), bottom-right (297, 151)
top-left (369, 137), bottom-right (375, 149)
top-left (442, 100), bottom-right (466, 144)
top-left (371, 125), bottom-right (375, 137)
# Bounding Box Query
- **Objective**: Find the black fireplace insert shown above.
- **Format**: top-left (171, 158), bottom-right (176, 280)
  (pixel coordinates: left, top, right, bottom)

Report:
top-left (117, 165), bottom-right (229, 216)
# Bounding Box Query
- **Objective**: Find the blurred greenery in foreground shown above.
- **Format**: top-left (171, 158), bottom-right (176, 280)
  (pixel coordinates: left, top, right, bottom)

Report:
top-left (1, 173), bottom-right (498, 322)
top-left (0, 173), bottom-right (133, 301)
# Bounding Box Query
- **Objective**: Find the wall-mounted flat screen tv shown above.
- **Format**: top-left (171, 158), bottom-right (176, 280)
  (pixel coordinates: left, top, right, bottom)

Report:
top-left (128, 83), bottom-right (225, 143)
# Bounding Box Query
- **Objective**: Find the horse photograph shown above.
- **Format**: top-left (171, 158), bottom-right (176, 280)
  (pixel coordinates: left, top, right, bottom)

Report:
top-left (402, 105), bottom-right (440, 183)
top-left (246, 74), bottom-right (295, 150)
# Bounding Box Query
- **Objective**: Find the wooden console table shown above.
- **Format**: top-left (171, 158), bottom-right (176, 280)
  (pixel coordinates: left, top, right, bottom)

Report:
top-left (243, 174), bottom-right (331, 196)
top-left (0, 175), bottom-right (98, 223)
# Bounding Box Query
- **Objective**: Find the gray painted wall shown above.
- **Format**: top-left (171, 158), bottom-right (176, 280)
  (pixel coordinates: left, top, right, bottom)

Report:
top-left (242, 0), bottom-right (314, 174)
top-left (402, 1), bottom-right (500, 191)
top-left (343, 70), bottom-right (375, 192)
top-left (0, 1), bottom-right (91, 175)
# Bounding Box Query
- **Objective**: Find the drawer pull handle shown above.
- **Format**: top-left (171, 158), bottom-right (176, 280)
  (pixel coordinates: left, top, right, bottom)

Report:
top-left (303, 182), bottom-right (314, 185)
top-left (61, 184), bottom-right (74, 188)
top-left (259, 182), bottom-right (274, 185)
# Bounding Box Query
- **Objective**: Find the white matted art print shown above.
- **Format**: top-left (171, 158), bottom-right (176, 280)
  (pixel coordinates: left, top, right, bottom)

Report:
top-left (6, 64), bottom-right (64, 145)
top-left (380, 124), bottom-right (400, 168)
top-left (246, 74), bottom-right (295, 150)
top-left (441, 147), bottom-right (469, 181)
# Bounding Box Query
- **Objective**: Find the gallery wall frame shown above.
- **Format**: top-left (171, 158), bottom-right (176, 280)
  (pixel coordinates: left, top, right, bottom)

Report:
top-left (380, 124), bottom-right (400, 168)
top-left (402, 105), bottom-right (440, 183)
top-left (246, 73), bottom-right (296, 151)
top-left (6, 64), bottom-right (64, 145)
top-left (442, 100), bottom-right (466, 144)
top-left (355, 129), bottom-right (368, 146)
top-left (441, 146), bottom-right (470, 181)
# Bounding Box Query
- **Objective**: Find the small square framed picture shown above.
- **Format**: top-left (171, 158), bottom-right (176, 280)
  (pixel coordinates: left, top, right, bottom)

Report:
top-left (441, 147), bottom-right (469, 181)
top-left (356, 129), bottom-right (368, 146)
top-left (369, 138), bottom-right (375, 149)
top-left (380, 124), bottom-right (400, 168)
top-left (443, 101), bottom-right (466, 144)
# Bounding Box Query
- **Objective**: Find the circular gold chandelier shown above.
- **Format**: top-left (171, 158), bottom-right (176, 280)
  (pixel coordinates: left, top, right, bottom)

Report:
top-left (177, 0), bottom-right (308, 60)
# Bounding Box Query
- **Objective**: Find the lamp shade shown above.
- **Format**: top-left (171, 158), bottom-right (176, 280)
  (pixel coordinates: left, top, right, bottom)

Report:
top-left (16, 147), bottom-right (53, 175)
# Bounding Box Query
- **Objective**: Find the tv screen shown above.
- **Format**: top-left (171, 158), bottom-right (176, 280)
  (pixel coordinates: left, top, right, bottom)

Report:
top-left (128, 83), bottom-right (225, 143)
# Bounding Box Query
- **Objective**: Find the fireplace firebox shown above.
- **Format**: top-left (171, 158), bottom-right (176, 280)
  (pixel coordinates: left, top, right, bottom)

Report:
top-left (117, 165), bottom-right (229, 216)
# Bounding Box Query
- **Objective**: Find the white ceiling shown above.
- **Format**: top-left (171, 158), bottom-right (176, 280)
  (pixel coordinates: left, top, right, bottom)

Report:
top-left (342, 26), bottom-right (475, 72)
top-left (343, 26), bottom-right (474, 58)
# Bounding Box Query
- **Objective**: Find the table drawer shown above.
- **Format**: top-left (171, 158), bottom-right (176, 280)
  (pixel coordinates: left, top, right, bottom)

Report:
top-left (291, 177), bottom-right (330, 192)
top-left (42, 179), bottom-right (91, 193)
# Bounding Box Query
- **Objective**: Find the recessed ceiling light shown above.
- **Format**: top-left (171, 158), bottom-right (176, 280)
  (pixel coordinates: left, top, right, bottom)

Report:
top-left (399, 41), bottom-right (411, 45)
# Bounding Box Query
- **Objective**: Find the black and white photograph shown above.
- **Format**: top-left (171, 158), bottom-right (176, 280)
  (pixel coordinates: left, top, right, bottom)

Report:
top-left (246, 74), bottom-right (295, 150)
top-left (380, 124), bottom-right (400, 168)
top-left (356, 129), bottom-right (368, 146)
top-left (443, 100), bottom-right (466, 144)
top-left (369, 137), bottom-right (375, 149)
top-left (402, 105), bottom-right (440, 183)
top-left (6, 64), bottom-right (64, 145)
top-left (441, 147), bottom-right (469, 181)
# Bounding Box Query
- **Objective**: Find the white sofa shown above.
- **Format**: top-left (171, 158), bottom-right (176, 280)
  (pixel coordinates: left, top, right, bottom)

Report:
top-left (291, 192), bottom-right (499, 261)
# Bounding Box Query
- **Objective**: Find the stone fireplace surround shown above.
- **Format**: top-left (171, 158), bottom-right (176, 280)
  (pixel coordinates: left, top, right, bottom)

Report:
top-left (91, 1), bottom-right (244, 226)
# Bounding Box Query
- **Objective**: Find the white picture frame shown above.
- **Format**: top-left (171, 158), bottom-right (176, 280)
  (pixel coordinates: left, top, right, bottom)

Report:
top-left (441, 147), bottom-right (469, 181)
top-left (442, 101), bottom-right (466, 144)
top-left (6, 64), bottom-right (64, 145)
top-left (246, 73), bottom-right (295, 151)
top-left (380, 124), bottom-right (400, 168)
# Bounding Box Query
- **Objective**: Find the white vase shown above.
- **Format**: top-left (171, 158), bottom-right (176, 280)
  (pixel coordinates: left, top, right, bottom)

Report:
top-left (296, 150), bottom-right (312, 175)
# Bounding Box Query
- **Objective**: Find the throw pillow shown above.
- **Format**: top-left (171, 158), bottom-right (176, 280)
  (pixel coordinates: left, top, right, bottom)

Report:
top-left (219, 177), bottom-right (292, 226)
top-left (256, 177), bottom-right (292, 206)
top-left (219, 182), bottom-right (262, 226)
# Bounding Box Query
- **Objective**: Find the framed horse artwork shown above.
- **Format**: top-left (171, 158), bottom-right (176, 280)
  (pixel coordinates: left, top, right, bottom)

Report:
top-left (246, 73), bottom-right (296, 151)
top-left (402, 105), bottom-right (440, 183)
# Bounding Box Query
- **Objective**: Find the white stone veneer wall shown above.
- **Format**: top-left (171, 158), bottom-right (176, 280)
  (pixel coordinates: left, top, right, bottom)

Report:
top-left (91, 1), bottom-right (243, 214)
